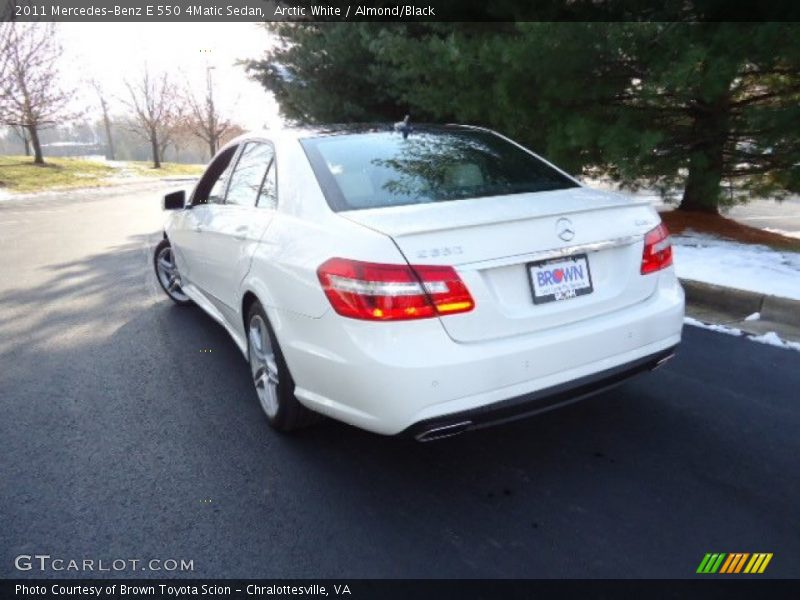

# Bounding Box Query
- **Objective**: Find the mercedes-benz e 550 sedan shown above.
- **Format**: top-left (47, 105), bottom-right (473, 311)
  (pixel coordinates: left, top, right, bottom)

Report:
top-left (154, 124), bottom-right (684, 440)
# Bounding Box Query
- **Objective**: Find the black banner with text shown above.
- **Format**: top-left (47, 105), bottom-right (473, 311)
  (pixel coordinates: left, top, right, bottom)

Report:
top-left (4, 579), bottom-right (800, 600)
top-left (2, 0), bottom-right (800, 22)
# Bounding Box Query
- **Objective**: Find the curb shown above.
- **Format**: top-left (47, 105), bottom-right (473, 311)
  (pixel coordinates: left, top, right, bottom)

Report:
top-left (762, 295), bottom-right (800, 327)
top-left (680, 279), bottom-right (800, 328)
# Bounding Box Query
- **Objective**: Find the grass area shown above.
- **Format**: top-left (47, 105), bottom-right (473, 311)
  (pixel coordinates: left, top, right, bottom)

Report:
top-left (0, 156), bottom-right (117, 193)
top-left (0, 156), bottom-right (203, 194)
top-left (122, 161), bottom-right (204, 178)
top-left (662, 210), bottom-right (800, 252)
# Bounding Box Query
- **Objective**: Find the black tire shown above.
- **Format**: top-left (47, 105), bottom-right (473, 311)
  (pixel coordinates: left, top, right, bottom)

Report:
top-left (154, 239), bottom-right (193, 306)
top-left (246, 300), bottom-right (319, 432)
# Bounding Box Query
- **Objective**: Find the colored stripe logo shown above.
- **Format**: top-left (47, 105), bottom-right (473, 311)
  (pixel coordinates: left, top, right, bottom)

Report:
top-left (697, 553), bottom-right (773, 574)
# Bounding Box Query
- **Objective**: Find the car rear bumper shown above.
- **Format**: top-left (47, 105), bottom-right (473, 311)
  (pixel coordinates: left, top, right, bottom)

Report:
top-left (274, 272), bottom-right (684, 436)
top-left (406, 345), bottom-right (676, 441)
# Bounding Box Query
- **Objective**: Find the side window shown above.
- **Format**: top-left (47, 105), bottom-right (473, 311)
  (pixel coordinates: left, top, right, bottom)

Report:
top-left (192, 145), bottom-right (238, 205)
top-left (257, 161), bottom-right (277, 209)
top-left (225, 142), bottom-right (274, 207)
top-left (208, 163), bottom-right (234, 204)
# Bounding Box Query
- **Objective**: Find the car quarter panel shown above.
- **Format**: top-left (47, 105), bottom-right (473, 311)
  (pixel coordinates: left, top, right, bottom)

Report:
top-left (239, 137), bottom-right (410, 321)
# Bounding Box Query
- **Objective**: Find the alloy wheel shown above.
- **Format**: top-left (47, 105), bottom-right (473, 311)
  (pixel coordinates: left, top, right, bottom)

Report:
top-left (248, 314), bottom-right (280, 418)
top-left (156, 245), bottom-right (190, 303)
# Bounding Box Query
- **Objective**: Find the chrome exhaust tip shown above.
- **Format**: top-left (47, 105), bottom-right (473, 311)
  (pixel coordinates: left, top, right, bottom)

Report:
top-left (651, 352), bottom-right (675, 371)
top-left (414, 421), bottom-right (472, 442)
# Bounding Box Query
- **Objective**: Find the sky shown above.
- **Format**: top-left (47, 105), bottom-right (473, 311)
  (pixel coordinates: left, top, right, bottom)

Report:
top-left (58, 22), bottom-right (282, 131)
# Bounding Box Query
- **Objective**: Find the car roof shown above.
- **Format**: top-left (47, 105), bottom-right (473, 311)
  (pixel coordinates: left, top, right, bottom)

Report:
top-left (232, 123), bottom-right (485, 144)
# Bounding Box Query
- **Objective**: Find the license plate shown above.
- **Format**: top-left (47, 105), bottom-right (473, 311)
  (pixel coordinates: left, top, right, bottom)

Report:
top-left (528, 254), bottom-right (593, 305)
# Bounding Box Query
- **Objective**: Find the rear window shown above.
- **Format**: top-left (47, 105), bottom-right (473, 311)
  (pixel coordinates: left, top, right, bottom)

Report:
top-left (300, 129), bottom-right (578, 212)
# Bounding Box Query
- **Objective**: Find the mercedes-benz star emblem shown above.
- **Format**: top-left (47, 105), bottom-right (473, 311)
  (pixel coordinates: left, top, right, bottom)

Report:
top-left (556, 218), bottom-right (575, 242)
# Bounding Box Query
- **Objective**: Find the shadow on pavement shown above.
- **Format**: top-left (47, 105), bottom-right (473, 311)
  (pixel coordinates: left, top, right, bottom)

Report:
top-left (2, 236), bottom-right (798, 578)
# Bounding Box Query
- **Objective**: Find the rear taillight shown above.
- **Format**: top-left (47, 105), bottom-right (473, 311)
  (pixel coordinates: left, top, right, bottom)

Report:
top-left (317, 258), bottom-right (475, 321)
top-left (641, 223), bottom-right (673, 274)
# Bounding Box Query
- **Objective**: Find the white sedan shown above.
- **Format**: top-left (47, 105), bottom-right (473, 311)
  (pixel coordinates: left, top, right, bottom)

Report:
top-left (154, 125), bottom-right (684, 440)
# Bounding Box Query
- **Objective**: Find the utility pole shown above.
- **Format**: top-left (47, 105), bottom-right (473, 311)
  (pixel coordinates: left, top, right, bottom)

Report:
top-left (206, 64), bottom-right (217, 158)
top-left (184, 61), bottom-right (231, 160)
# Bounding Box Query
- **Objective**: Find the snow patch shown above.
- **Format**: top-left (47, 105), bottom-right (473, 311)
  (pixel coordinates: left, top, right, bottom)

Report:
top-left (748, 331), bottom-right (800, 351)
top-left (744, 312), bottom-right (761, 321)
top-left (764, 227), bottom-right (800, 240)
top-left (683, 316), bottom-right (742, 336)
top-left (673, 231), bottom-right (800, 300)
top-left (684, 317), bottom-right (800, 352)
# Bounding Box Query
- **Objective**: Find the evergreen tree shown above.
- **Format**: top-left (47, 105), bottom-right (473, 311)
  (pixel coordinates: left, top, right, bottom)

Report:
top-left (245, 22), bottom-right (800, 213)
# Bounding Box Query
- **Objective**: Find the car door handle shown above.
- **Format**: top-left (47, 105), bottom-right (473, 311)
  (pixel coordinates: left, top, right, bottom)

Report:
top-left (193, 224), bottom-right (204, 233)
top-left (233, 226), bottom-right (248, 240)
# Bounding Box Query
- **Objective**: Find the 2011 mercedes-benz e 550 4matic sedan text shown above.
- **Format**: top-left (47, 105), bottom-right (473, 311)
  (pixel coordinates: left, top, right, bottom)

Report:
top-left (154, 124), bottom-right (684, 440)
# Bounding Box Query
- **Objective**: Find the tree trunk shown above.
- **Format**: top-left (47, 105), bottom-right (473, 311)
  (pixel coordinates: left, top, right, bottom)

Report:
top-left (102, 109), bottom-right (116, 160)
top-left (680, 128), bottom-right (727, 213)
top-left (150, 133), bottom-right (161, 169)
top-left (679, 82), bottom-right (732, 213)
top-left (209, 138), bottom-right (217, 160)
top-left (28, 125), bottom-right (44, 165)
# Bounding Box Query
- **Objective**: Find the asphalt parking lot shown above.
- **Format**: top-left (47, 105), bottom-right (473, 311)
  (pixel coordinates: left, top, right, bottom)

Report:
top-left (1, 184), bottom-right (798, 578)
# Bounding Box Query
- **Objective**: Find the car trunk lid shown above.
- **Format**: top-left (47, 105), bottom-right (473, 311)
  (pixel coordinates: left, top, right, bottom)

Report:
top-left (340, 187), bottom-right (664, 343)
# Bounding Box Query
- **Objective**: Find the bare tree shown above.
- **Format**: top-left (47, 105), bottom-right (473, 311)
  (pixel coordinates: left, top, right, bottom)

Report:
top-left (123, 66), bottom-right (182, 168)
top-left (0, 23), bottom-right (76, 164)
top-left (184, 66), bottom-right (234, 159)
top-left (90, 79), bottom-right (116, 160)
top-left (0, 0), bottom-right (19, 91)
top-left (0, 23), bottom-right (11, 99)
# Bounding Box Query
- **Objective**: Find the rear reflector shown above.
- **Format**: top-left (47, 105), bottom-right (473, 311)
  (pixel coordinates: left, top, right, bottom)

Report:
top-left (317, 258), bottom-right (475, 321)
top-left (641, 223), bottom-right (673, 274)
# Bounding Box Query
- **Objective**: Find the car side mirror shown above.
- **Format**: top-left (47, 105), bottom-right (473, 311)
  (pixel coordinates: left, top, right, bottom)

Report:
top-left (163, 190), bottom-right (187, 211)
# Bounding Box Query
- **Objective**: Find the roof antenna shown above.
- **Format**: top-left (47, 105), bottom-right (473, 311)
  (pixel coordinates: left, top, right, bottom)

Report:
top-left (394, 114), bottom-right (412, 139)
